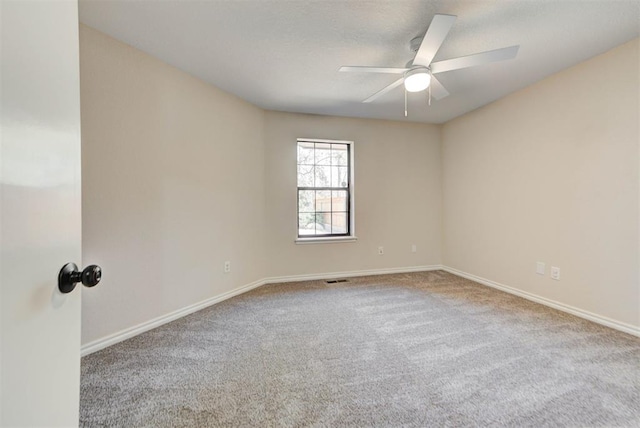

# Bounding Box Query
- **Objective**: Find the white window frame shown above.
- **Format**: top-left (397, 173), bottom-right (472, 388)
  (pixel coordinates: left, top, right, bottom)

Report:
top-left (295, 138), bottom-right (356, 244)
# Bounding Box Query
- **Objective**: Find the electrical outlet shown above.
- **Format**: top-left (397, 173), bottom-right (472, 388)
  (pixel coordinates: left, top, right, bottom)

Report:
top-left (411, 244), bottom-right (417, 253)
top-left (536, 262), bottom-right (545, 275)
top-left (378, 246), bottom-right (384, 255)
top-left (224, 261), bottom-right (231, 273)
top-left (550, 266), bottom-right (560, 280)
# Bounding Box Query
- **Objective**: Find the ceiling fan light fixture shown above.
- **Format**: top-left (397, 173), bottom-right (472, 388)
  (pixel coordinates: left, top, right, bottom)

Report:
top-left (404, 67), bottom-right (431, 92)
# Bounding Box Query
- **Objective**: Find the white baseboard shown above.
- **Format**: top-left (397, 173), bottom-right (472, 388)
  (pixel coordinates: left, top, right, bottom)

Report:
top-left (81, 265), bottom-right (441, 356)
top-left (442, 266), bottom-right (640, 338)
top-left (80, 278), bottom-right (266, 356)
top-left (264, 265), bottom-right (443, 284)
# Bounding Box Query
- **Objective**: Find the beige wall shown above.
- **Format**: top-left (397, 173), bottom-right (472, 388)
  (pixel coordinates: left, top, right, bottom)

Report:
top-left (80, 27), bottom-right (442, 346)
top-left (80, 24), bottom-right (638, 346)
top-left (264, 112), bottom-right (442, 278)
top-left (442, 39), bottom-right (639, 327)
top-left (80, 25), bottom-right (266, 344)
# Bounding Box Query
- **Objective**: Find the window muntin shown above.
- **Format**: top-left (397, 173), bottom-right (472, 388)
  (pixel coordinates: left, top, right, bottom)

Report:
top-left (297, 140), bottom-right (352, 237)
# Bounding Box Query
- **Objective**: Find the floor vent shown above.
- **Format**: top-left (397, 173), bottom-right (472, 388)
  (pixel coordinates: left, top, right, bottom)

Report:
top-left (325, 279), bottom-right (349, 284)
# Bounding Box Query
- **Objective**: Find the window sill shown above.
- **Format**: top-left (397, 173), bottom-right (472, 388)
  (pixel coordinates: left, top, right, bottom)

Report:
top-left (295, 236), bottom-right (358, 245)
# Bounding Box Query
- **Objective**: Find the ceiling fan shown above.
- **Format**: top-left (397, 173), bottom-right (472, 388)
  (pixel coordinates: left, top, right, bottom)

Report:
top-left (339, 14), bottom-right (519, 114)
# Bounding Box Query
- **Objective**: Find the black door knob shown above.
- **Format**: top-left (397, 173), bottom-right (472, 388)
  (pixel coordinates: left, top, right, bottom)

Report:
top-left (58, 263), bottom-right (102, 294)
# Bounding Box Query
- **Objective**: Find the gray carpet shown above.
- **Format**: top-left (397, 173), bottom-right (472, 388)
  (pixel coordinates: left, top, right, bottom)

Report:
top-left (80, 270), bottom-right (640, 427)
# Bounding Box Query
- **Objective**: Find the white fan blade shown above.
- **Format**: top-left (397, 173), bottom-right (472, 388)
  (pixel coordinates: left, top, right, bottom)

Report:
top-left (340, 66), bottom-right (408, 74)
top-left (412, 14), bottom-right (457, 67)
top-left (430, 76), bottom-right (449, 100)
top-left (430, 45), bottom-right (519, 74)
top-left (363, 78), bottom-right (404, 103)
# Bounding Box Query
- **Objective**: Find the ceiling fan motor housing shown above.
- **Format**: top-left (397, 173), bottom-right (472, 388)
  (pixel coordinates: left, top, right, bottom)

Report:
top-left (410, 36), bottom-right (424, 53)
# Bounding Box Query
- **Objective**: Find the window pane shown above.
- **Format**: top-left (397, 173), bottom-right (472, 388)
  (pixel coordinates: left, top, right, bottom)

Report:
top-left (298, 142), bottom-right (315, 165)
top-left (331, 190), bottom-right (347, 212)
top-left (315, 190), bottom-right (331, 212)
top-left (330, 166), bottom-right (349, 188)
top-left (299, 213), bottom-right (331, 235)
top-left (334, 166), bottom-right (348, 187)
top-left (298, 190), bottom-right (315, 213)
top-left (297, 165), bottom-right (314, 187)
top-left (315, 143), bottom-right (332, 165)
top-left (331, 144), bottom-right (348, 166)
top-left (298, 212), bottom-right (317, 235)
top-left (316, 212), bottom-right (332, 234)
top-left (315, 165), bottom-right (331, 187)
top-left (332, 213), bottom-right (348, 234)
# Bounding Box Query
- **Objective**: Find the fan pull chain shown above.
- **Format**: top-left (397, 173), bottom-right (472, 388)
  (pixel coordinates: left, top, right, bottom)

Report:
top-left (404, 88), bottom-right (408, 117)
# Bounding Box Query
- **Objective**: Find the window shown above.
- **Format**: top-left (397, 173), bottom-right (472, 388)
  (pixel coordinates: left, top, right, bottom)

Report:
top-left (297, 139), bottom-right (354, 241)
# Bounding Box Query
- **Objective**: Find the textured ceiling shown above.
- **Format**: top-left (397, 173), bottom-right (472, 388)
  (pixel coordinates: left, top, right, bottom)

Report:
top-left (79, 0), bottom-right (639, 124)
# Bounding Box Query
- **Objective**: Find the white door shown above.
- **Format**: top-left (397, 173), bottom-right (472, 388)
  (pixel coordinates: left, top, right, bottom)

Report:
top-left (1, 0), bottom-right (83, 426)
